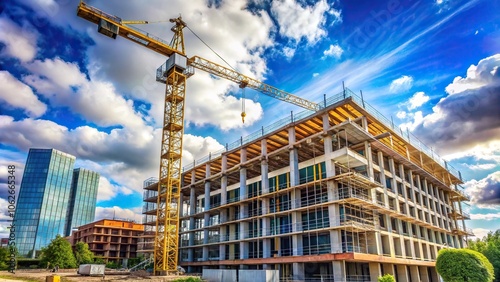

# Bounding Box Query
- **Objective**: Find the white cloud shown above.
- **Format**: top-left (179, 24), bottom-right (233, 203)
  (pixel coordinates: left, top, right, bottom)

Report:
top-left (399, 111), bottom-right (424, 131)
top-left (271, 0), bottom-right (339, 45)
top-left (396, 111), bottom-right (407, 119)
top-left (470, 212), bottom-right (500, 221)
top-left (0, 71), bottom-right (47, 117)
top-left (283, 46), bottom-right (296, 59)
top-left (445, 55), bottom-right (500, 95)
top-left (407, 91), bottom-right (430, 110)
top-left (471, 228), bottom-right (492, 240)
top-left (313, 73), bottom-right (319, 78)
top-left (465, 163), bottom-right (497, 170)
top-left (322, 44), bottom-right (343, 60)
top-left (95, 206), bottom-right (142, 223)
top-left (23, 57), bottom-right (145, 129)
top-left (445, 140), bottom-right (500, 162)
top-left (389, 75), bottom-right (413, 93)
top-left (0, 16), bottom-right (38, 62)
top-left (182, 134), bottom-right (225, 166)
top-left (0, 116), bottom-right (225, 195)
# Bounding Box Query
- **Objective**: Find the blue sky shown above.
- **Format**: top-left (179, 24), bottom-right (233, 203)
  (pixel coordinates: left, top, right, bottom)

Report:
top-left (0, 0), bottom-right (499, 240)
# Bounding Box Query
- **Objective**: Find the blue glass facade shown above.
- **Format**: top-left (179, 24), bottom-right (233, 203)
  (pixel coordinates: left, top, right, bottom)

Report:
top-left (14, 148), bottom-right (99, 257)
top-left (65, 168), bottom-right (99, 236)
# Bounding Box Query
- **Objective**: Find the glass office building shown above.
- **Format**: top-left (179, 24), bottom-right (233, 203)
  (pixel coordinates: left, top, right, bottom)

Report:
top-left (14, 148), bottom-right (100, 257)
top-left (65, 168), bottom-right (100, 236)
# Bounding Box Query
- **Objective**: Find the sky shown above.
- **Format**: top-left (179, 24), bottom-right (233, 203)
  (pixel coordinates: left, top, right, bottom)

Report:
top-left (0, 0), bottom-right (499, 240)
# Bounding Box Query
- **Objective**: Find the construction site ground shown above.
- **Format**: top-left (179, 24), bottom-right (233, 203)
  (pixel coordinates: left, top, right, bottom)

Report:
top-left (0, 270), bottom-right (201, 282)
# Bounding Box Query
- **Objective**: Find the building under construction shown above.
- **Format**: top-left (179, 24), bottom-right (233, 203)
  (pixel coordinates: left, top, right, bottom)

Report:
top-left (141, 89), bottom-right (470, 281)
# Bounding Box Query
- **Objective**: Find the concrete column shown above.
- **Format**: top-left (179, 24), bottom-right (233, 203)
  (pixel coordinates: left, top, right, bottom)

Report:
top-left (328, 181), bottom-right (342, 253)
top-left (239, 148), bottom-right (249, 259)
top-left (365, 142), bottom-right (374, 182)
top-left (419, 266), bottom-right (430, 282)
top-left (240, 148), bottom-right (247, 200)
top-left (221, 155), bottom-right (228, 205)
top-left (332, 261), bottom-right (345, 281)
top-left (188, 186), bottom-right (196, 263)
top-left (261, 139), bottom-right (269, 194)
top-left (203, 164), bottom-right (211, 260)
top-left (430, 267), bottom-right (439, 282)
top-left (369, 262), bottom-right (382, 281)
top-left (219, 225), bottom-right (226, 261)
top-left (410, 265), bottom-right (421, 281)
top-left (288, 127), bottom-right (299, 186)
top-left (383, 264), bottom-right (395, 277)
top-left (396, 264), bottom-right (409, 282)
top-left (293, 263), bottom-right (305, 281)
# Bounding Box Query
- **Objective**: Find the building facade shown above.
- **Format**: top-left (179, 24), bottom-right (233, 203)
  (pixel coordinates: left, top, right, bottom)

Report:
top-left (72, 219), bottom-right (144, 266)
top-left (66, 168), bottom-right (100, 236)
top-left (172, 90), bottom-right (470, 281)
top-left (14, 148), bottom-right (99, 257)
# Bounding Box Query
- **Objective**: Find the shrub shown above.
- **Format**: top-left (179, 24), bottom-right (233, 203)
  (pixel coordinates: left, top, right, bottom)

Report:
top-left (378, 274), bottom-right (396, 282)
top-left (436, 248), bottom-right (494, 282)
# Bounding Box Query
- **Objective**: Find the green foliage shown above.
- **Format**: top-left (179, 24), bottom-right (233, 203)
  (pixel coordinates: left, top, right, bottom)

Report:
top-left (436, 248), bottom-right (494, 282)
top-left (127, 255), bottom-right (144, 268)
top-left (0, 247), bottom-right (9, 270)
top-left (378, 274), bottom-right (396, 282)
top-left (94, 257), bottom-right (105, 264)
top-left (73, 242), bottom-right (94, 265)
top-left (40, 235), bottom-right (77, 269)
top-left (172, 277), bottom-right (203, 282)
top-left (469, 230), bottom-right (500, 282)
top-left (106, 261), bottom-right (120, 269)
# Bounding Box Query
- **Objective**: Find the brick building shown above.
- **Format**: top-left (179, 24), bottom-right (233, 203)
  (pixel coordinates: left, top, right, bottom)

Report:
top-left (72, 219), bottom-right (144, 266)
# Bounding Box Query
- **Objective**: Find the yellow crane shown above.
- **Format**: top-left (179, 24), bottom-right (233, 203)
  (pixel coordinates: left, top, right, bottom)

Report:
top-left (77, 1), bottom-right (320, 275)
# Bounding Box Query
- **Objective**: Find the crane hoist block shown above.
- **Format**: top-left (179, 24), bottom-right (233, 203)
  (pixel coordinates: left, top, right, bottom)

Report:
top-left (98, 19), bottom-right (118, 39)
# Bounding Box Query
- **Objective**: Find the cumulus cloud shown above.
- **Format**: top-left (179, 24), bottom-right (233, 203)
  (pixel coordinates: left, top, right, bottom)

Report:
top-left (465, 171), bottom-right (500, 206)
top-left (0, 116), bottom-right (224, 194)
top-left (411, 54), bottom-right (500, 154)
top-left (407, 91), bottom-right (430, 110)
top-left (182, 134), bottom-right (225, 166)
top-left (0, 16), bottom-right (38, 62)
top-left (0, 71), bottom-right (47, 117)
top-left (445, 55), bottom-right (500, 95)
top-left (95, 206), bottom-right (142, 223)
top-left (389, 75), bottom-right (413, 93)
top-left (322, 44), bottom-right (343, 60)
top-left (23, 58), bottom-right (145, 129)
top-left (399, 111), bottom-right (424, 131)
top-left (271, 0), bottom-right (339, 45)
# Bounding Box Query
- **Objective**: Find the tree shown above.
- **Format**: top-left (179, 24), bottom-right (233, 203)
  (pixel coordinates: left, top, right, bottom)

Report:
top-left (436, 248), bottom-right (494, 282)
top-left (40, 235), bottom-right (77, 269)
top-left (0, 247), bottom-right (9, 270)
top-left (378, 274), bottom-right (396, 282)
top-left (73, 242), bottom-right (94, 265)
top-left (469, 230), bottom-right (500, 282)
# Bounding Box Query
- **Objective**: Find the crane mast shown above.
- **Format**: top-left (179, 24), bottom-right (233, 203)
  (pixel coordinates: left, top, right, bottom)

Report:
top-left (76, 1), bottom-right (319, 275)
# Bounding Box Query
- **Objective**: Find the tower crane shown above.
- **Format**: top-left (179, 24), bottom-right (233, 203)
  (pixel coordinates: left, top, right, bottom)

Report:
top-left (76, 1), bottom-right (320, 275)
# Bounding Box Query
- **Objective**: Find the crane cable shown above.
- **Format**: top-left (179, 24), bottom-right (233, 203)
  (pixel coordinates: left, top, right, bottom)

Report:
top-left (185, 25), bottom-right (247, 123)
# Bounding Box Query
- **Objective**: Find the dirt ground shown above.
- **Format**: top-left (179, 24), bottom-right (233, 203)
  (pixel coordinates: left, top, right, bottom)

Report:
top-left (0, 270), bottom-right (200, 282)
